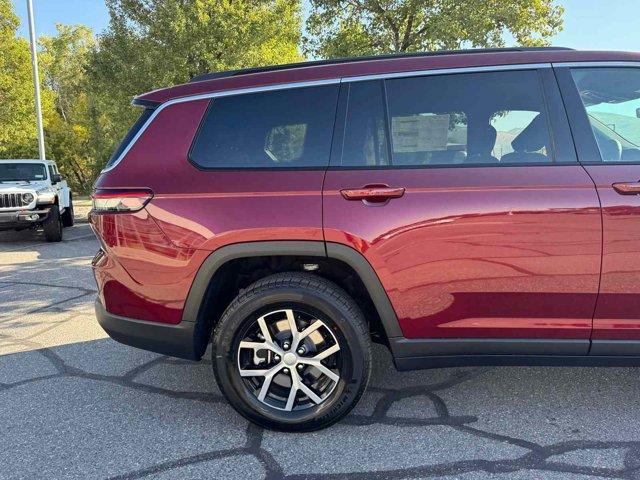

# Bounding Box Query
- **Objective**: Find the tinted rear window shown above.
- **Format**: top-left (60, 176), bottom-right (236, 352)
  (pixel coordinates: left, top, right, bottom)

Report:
top-left (190, 85), bottom-right (339, 169)
top-left (105, 108), bottom-right (154, 169)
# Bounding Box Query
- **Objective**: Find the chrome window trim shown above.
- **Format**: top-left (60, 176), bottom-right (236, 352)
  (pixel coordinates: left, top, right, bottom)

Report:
top-left (553, 61), bottom-right (640, 68)
top-left (101, 63), bottom-right (552, 174)
top-left (341, 62), bottom-right (551, 82)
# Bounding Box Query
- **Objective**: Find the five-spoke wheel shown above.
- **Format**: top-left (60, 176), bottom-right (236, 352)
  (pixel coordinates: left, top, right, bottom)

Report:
top-left (237, 309), bottom-right (341, 411)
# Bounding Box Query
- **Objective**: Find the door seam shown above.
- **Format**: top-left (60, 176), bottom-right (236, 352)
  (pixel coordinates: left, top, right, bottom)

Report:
top-left (551, 65), bottom-right (603, 354)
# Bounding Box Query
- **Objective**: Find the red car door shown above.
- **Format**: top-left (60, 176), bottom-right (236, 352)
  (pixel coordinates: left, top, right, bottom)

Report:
top-left (556, 65), bottom-right (640, 355)
top-left (323, 67), bottom-right (602, 355)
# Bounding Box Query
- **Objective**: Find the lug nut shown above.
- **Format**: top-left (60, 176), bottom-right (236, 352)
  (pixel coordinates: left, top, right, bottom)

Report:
top-left (283, 342), bottom-right (290, 350)
top-left (297, 347), bottom-right (305, 355)
top-left (274, 355), bottom-right (280, 362)
top-left (283, 368), bottom-right (289, 374)
top-left (297, 364), bottom-right (304, 371)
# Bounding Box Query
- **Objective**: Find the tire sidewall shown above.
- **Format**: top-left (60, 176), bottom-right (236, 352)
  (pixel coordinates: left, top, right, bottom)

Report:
top-left (62, 197), bottom-right (74, 227)
top-left (213, 283), bottom-right (369, 431)
top-left (44, 205), bottom-right (63, 242)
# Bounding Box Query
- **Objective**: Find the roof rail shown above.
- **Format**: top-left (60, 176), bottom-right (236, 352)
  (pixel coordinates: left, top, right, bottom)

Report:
top-left (189, 47), bottom-right (573, 83)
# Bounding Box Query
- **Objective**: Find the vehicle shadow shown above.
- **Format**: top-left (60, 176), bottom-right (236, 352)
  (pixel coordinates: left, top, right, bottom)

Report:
top-left (0, 221), bottom-right (94, 247)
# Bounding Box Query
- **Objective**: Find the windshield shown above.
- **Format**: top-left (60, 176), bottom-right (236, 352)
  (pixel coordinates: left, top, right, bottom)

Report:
top-left (586, 97), bottom-right (640, 148)
top-left (589, 114), bottom-right (640, 148)
top-left (0, 163), bottom-right (47, 182)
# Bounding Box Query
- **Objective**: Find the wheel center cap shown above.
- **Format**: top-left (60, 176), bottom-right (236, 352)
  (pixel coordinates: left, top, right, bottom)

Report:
top-left (283, 352), bottom-right (297, 366)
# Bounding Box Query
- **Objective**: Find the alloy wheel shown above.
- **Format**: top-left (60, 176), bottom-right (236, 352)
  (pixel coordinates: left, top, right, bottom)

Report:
top-left (236, 308), bottom-right (341, 412)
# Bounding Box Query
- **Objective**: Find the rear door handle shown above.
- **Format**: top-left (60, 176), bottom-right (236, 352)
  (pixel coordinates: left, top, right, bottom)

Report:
top-left (613, 182), bottom-right (640, 195)
top-left (340, 185), bottom-right (406, 202)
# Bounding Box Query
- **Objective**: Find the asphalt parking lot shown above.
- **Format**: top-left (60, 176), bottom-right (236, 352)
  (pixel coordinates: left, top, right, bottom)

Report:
top-left (1, 219), bottom-right (640, 480)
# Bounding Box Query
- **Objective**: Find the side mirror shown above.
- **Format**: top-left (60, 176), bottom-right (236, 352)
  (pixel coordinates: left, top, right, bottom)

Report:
top-left (51, 173), bottom-right (62, 184)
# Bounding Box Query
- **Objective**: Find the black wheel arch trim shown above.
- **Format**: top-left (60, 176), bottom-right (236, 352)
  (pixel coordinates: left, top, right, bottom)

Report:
top-left (325, 242), bottom-right (402, 338)
top-left (182, 241), bottom-right (326, 326)
top-left (182, 240), bottom-right (403, 359)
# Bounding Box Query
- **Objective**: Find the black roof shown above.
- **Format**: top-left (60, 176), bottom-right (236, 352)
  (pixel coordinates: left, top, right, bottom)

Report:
top-left (189, 47), bottom-right (573, 83)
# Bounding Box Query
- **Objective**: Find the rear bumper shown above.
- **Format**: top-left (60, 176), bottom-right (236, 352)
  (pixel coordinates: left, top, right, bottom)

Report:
top-left (94, 299), bottom-right (199, 360)
top-left (0, 208), bottom-right (51, 231)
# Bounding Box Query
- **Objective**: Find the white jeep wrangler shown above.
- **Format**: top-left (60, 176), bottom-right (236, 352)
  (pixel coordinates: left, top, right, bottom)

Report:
top-left (0, 159), bottom-right (73, 242)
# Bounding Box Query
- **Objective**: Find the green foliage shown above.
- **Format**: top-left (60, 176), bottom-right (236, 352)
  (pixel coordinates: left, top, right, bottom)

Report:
top-left (40, 25), bottom-right (96, 192)
top-left (0, 0), bottom-right (44, 158)
top-left (305, 0), bottom-right (565, 57)
top-left (87, 0), bottom-right (303, 172)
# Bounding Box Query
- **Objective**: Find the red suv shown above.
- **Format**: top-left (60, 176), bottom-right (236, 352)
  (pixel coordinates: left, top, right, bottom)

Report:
top-left (91, 47), bottom-right (640, 430)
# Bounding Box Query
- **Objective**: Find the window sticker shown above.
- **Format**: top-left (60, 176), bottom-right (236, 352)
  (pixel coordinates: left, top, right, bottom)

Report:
top-left (392, 114), bottom-right (449, 153)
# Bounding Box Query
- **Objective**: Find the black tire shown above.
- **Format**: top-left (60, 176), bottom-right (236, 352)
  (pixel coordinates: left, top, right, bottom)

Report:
top-left (212, 272), bottom-right (371, 431)
top-left (43, 205), bottom-right (63, 242)
top-left (61, 196), bottom-right (74, 227)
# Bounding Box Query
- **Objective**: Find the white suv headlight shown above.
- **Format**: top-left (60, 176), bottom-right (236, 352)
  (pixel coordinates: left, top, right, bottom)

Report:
top-left (36, 188), bottom-right (55, 204)
top-left (22, 192), bottom-right (35, 204)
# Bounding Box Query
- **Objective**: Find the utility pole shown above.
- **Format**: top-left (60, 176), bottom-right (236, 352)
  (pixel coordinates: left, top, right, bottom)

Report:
top-left (26, 0), bottom-right (46, 160)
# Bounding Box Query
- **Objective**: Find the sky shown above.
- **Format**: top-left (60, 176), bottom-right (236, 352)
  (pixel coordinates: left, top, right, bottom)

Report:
top-left (13, 0), bottom-right (640, 51)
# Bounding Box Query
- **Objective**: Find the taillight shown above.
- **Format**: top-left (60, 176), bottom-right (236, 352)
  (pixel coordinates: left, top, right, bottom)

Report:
top-left (91, 189), bottom-right (153, 213)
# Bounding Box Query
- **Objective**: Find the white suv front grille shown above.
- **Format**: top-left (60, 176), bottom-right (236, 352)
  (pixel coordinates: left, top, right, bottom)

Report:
top-left (0, 193), bottom-right (28, 209)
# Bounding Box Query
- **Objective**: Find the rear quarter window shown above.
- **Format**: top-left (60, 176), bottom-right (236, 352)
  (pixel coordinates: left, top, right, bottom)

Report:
top-left (189, 85), bottom-right (339, 169)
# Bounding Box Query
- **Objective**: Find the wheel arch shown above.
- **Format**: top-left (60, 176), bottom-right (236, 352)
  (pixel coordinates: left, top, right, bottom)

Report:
top-left (60, 188), bottom-right (71, 209)
top-left (183, 241), bottom-right (402, 360)
top-left (325, 242), bottom-right (402, 338)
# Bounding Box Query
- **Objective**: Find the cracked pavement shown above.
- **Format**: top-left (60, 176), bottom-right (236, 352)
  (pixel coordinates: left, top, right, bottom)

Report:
top-left (1, 223), bottom-right (640, 479)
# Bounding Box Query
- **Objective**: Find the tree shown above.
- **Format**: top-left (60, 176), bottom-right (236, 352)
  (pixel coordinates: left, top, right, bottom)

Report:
top-left (0, 0), bottom-right (51, 158)
top-left (305, 0), bottom-right (564, 58)
top-left (87, 0), bottom-right (303, 172)
top-left (40, 25), bottom-right (96, 192)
